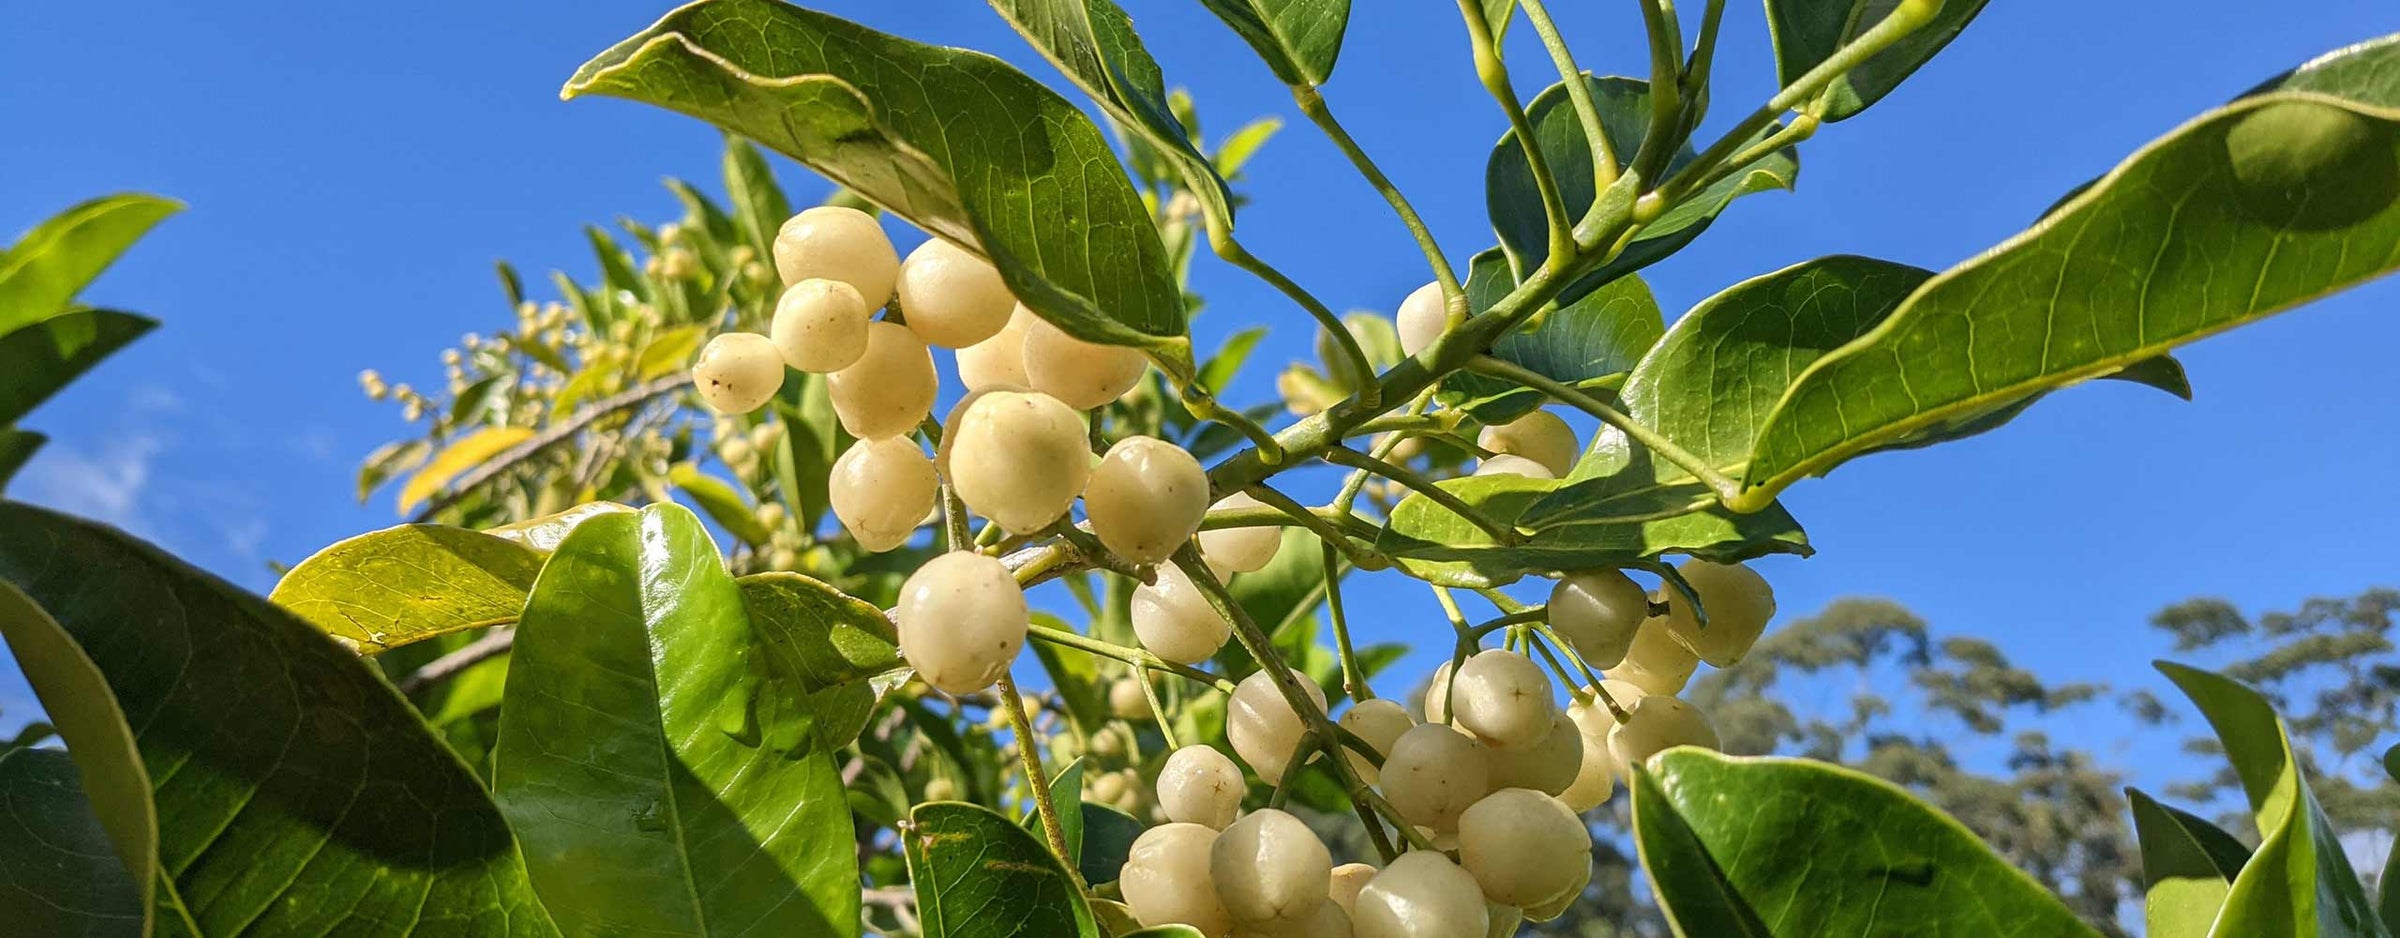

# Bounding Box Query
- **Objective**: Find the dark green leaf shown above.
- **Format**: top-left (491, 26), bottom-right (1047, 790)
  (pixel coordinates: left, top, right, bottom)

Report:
top-left (1192, 0), bottom-right (1351, 86)
top-left (905, 801), bottom-right (1100, 938)
top-left (0, 429), bottom-right (42, 492)
top-left (0, 748), bottom-right (144, 934)
top-left (495, 260), bottom-right (527, 309)
top-left (1078, 802), bottom-right (1143, 887)
top-left (0, 581), bottom-right (154, 924)
top-left (0, 193), bottom-right (179, 335)
top-left (1444, 247), bottom-right (1664, 421)
top-left (738, 570), bottom-right (903, 749)
top-left (1020, 758), bottom-right (1086, 863)
top-left (1380, 473), bottom-right (1809, 589)
top-left (2129, 787), bottom-right (2252, 938)
top-left (0, 309), bottom-right (155, 427)
top-left (270, 523), bottom-right (545, 652)
top-left (1765, 0), bottom-right (1991, 122)
top-left (665, 177), bottom-right (742, 248)
top-left (1626, 763), bottom-right (1770, 937)
top-left (2385, 742), bottom-right (2400, 934)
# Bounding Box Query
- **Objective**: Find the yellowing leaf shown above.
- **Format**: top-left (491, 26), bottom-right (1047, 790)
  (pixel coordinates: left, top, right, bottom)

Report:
top-left (399, 426), bottom-right (535, 515)
top-left (635, 324), bottom-right (709, 380)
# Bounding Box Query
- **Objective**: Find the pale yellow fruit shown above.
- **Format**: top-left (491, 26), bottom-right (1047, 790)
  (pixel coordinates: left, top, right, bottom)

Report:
top-left (1158, 744), bottom-right (1246, 830)
top-left (1556, 680), bottom-right (1644, 812)
top-left (1458, 788), bottom-right (1592, 906)
top-left (1328, 863), bottom-right (1378, 917)
top-left (1477, 410), bottom-right (1577, 478)
top-left (774, 206), bottom-right (898, 304)
top-left (933, 388), bottom-right (1009, 482)
top-left (1394, 281), bottom-right (1449, 358)
top-left (1235, 900), bottom-right (1351, 938)
top-left (894, 552), bottom-right (1027, 696)
top-left (1212, 809), bottom-right (1332, 931)
top-left (894, 237), bottom-right (1014, 348)
top-left (1380, 724), bottom-right (1488, 833)
top-left (1421, 661), bottom-right (1457, 725)
top-left (1197, 491), bottom-right (1282, 575)
top-left (1604, 616), bottom-right (1699, 696)
top-left (826, 321), bottom-right (936, 440)
top-left (1471, 454), bottom-right (1556, 480)
top-left (1111, 676), bottom-right (1152, 720)
top-left (1131, 562), bottom-right (1234, 665)
top-left (1337, 698), bottom-right (1415, 786)
top-left (692, 333), bottom-right (783, 414)
top-left (923, 777), bottom-right (958, 802)
top-left (1522, 860), bottom-right (1590, 922)
top-left (1486, 901), bottom-right (1526, 937)
top-left (828, 436), bottom-right (935, 552)
top-left (1023, 316), bottom-right (1148, 409)
top-left (1091, 769), bottom-right (1131, 805)
top-left (1451, 649), bottom-right (1555, 749)
top-left (770, 278), bottom-right (871, 373)
top-left (1607, 695), bottom-right (1719, 774)
top-left (1123, 822), bottom-right (1235, 935)
top-left (1662, 560), bottom-right (1777, 667)
top-left (1087, 435), bottom-right (1210, 565)
top-left (1352, 852), bottom-right (1489, 938)
top-left (946, 390), bottom-right (1092, 534)
top-left (1487, 710), bottom-right (1582, 796)
top-left (957, 304), bottom-right (1037, 392)
top-left (1547, 570), bottom-right (1648, 669)
top-left (1228, 668), bottom-right (1327, 785)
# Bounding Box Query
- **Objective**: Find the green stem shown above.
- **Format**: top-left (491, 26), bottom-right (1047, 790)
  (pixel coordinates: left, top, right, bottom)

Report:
top-left (1027, 622), bottom-right (1235, 694)
top-left (1211, 235), bottom-right (1382, 412)
top-left (1137, 669), bottom-right (1182, 750)
top-left (1178, 381), bottom-right (1285, 465)
top-left (1267, 729), bottom-right (1317, 810)
top-left (1469, 606), bottom-right (1549, 639)
top-left (1049, 519), bottom-right (1150, 582)
top-left (1517, 0), bottom-right (1619, 192)
top-left (998, 671), bottom-right (1083, 887)
top-left (1323, 445), bottom-right (1522, 545)
top-left (1466, 354), bottom-right (1741, 503)
top-left (1321, 541), bottom-right (1371, 702)
top-left (1335, 391), bottom-right (1435, 513)
top-left (1533, 622), bottom-right (1604, 700)
top-left (1459, 0), bottom-right (1574, 266)
top-left (1291, 85), bottom-right (1464, 306)
top-left (1627, 0), bottom-right (1688, 185)
top-left (1523, 630), bottom-right (1594, 704)
top-left (1195, 503), bottom-right (1385, 544)
top-left (1680, 0), bottom-right (1728, 117)
top-left (1240, 483), bottom-right (1388, 571)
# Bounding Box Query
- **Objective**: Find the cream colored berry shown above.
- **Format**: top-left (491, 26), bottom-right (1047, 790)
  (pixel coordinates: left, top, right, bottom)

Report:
top-left (1421, 660), bottom-right (1457, 725)
top-left (923, 777), bottom-right (958, 802)
top-left (1548, 570), bottom-right (1647, 669)
top-left (1111, 675), bottom-right (1151, 720)
top-left (1487, 709), bottom-right (1583, 796)
top-left (1352, 852), bottom-right (1489, 938)
top-left (1328, 862), bottom-right (1377, 917)
top-left (894, 552), bottom-right (1027, 696)
top-left (1158, 744), bottom-right (1246, 829)
top-left (894, 237), bottom-right (1015, 348)
top-left (1228, 668), bottom-right (1327, 785)
top-left (1123, 822), bottom-right (1235, 935)
top-left (1337, 698), bottom-right (1415, 786)
top-left (1090, 769), bottom-right (1132, 805)
top-left (1472, 454), bottom-right (1556, 480)
top-left (770, 278), bottom-right (871, 373)
top-left (1662, 560), bottom-right (1777, 667)
top-left (1212, 808), bottom-right (1332, 931)
top-left (1131, 563), bottom-right (1233, 665)
top-left (826, 321), bottom-right (936, 440)
top-left (1607, 695), bottom-right (1719, 774)
top-left (828, 436), bottom-right (935, 552)
top-left (957, 304), bottom-right (1036, 392)
top-left (1478, 410), bottom-right (1577, 478)
top-left (1087, 435), bottom-right (1210, 565)
top-left (1197, 491), bottom-right (1281, 575)
top-left (1023, 316), bottom-right (1148, 409)
top-left (1458, 788), bottom-right (1592, 907)
top-left (1379, 723), bottom-right (1489, 834)
top-left (1604, 615), bottom-right (1699, 696)
top-left (692, 333), bottom-right (784, 414)
top-left (1522, 860), bottom-right (1590, 923)
top-left (774, 206), bottom-right (898, 304)
top-left (1235, 900), bottom-right (1351, 938)
top-left (1395, 281), bottom-right (1448, 359)
top-left (946, 390), bottom-right (1092, 534)
top-left (1556, 680), bottom-right (1643, 812)
top-left (1451, 649), bottom-right (1555, 749)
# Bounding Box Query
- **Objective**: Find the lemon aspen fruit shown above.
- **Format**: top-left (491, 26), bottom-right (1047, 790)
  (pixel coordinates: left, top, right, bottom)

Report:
top-left (1023, 316), bottom-right (1149, 409)
top-left (1228, 668), bottom-right (1328, 785)
top-left (1522, 861), bottom-right (1590, 923)
top-left (1379, 723), bottom-right (1489, 833)
top-left (1090, 769), bottom-right (1131, 805)
top-left (893, 236), bottom-right (1015, 348)
top-left (1111, 675), bottom-right (1152, 720)
top-left (1394, 281), bottom-right (1448, 359)
top-left (922, 777), bottom-right (959, 802)
top-left (1197, 491), bottom-right (1283, 575)
top-left (1352, 851), bottom-right (1489, 938)
top-left (1477, 410), bottom-right (1577, 478)
top-left (1607, 694), bottom-right (1720, 773)
top-left (692, 333), bottom-right (784, 414)
top-left (828, 436), bottom-right (936, 552)
top-left (1470, 454), bottom-right (1556, 480)
top-left (1158, 743), bottom-right (1246, 830)
top-left (773, 206), bottom-right (899, 304)
top-left (769, 278), bottom-right (871, 373)
top-left (1486, 901), bottom-right (1526, 937)
top-left (1131, 562), bottom-right (1235, 665)
top-left (1662, 559), bottom-right (1777, 667)
top-left (1087, 435), bottom-right (1211, 565)
top-left (957, 304), bottom-right (1038, 392)
top-left (826, 321), bottom-right (936, 440)
top-left (1236, 900), bottom-right (1352, 938)
top-left (1547, 570), bottom-right (1649, 669)
top-left (932, 387), bottom-right (1009, 482)
top-left (1486, 709), bottom-right (1583, 796)
top-left (1450, 649), bottom-right (1556, 749)
top-left (1457, 788), bottom-right (1593, 907)
top-left (1123, 822), bottom-right (1236, 935)
top-left (1421, 660), bottom-right (1458, 726)
top-left (1605, 617), bottom-right (1700, 696)
top-left (1556, 680), bottom-right (1643, 811)
top-left (1328, 863), bottom-right (1377, 917)
top-left (946, 390), bottom-right (1093, 534)
top-left (1337, 698), bottom-right (1415, 786)
top-left (1212, 809), bottom-right (1334, 932)
top-left (893, 551), bottom-right (1028, 696)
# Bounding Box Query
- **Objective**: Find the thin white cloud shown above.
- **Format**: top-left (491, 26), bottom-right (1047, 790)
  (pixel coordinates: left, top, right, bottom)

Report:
top-left (16, 432), bottom-right (163, 534)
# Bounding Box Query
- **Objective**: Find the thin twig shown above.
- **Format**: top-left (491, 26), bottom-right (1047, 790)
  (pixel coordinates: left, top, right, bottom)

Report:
top-left (414, 374), bottom-right (693, 521)
top-left (395, 627), bottom-right (518, 695)
top-left (1323, 445), bottom-right (1521, 545)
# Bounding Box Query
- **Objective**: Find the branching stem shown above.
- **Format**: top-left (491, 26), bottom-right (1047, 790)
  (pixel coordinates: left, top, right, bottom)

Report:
top-left (1291, 85), bottom-right (1463, 306)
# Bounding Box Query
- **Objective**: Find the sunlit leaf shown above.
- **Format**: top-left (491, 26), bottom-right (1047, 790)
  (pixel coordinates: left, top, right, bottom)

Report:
top-left (0, 193), bottom-right (179, 335)
top-left (398, 425), bottom-right (535, 515)
top-left (2129, 787), bottom-right (2252, 938)
top-left (1766, 0), bottom-right (1990, 122)
top-left (904, 801), bottom-right (1100, 938)
top-left (271, 524), bottom-right (545, 653)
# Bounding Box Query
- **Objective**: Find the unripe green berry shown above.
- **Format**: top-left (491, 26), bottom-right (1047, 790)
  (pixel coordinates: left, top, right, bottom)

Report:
top-left (1478, 410), bottom-right (1577, 478)
top-left (1471, 454), bottom-right (1556, 480)
top-left (957, 304), bottom-right (1036, 392)
top-left (1228, 668), bottom-right (1327, 785)
top-left (826, 321), bottom-right (936, 440)
top-left (1212, 808), bottom-right (1333, 932)
top-left (1606, 695), bottom-right (1719, 774)
top-left (1661, 560), bottom-right (1776, 667)
top-left (770, 278), bottom-right (871, 373)
top-left (1395, 281), bottom-right (1448, 359)
top-left (1486, 709), bottom-right (1582, 796)
top-left (1087, 435), bottom-right (1210, 565)
top-left (1458, 788), bottom-right (1592, 907)
top-left (774, 206), bottom-right (898, 304)
top-left (1337, 698), bottom-right (1415, 786)
top-left (1604, 615), bottom-right (1699, 697)
top-left (1131, 562), bottom-right (1234, 666)
top-left (1158, 744), bottom-right (1245, 830)
top-left (692, 332), bottom-right (784, 414)
top-left (1352, 851), bottom-right (1488, 938)
top-left (829, 437), bottom-right (935, 552)
top-left (895, 237), bottom-right (1016, 348)
top-left (894, 551), bottom-right (1027, 696)
top-left (1548, 569), bottom-right (1647, 669)
top-left (1123, 822), bottom-right (1234, 935)
top-left (1023, 316), bottom-right (1149, 409)
top-left (1451, 649), bottom-right (1555, 749)
top-left (946, 390), bottom-right (1092, 535)
top-left (1379, 723), bottom-right (1489, 834)
top-left (1197, 491), bottom-right (1281, 575)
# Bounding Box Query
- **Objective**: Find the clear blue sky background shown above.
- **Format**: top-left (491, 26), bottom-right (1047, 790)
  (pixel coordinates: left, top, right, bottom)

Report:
top-left (3, 1), bottom-right (2395, 818)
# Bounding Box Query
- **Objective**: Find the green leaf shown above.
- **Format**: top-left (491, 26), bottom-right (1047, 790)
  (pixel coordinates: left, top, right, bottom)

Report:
top-left (485, 500), bottom-right (638, 551)
top-left (270, 523), bottom-right (545, 653)
top-left (1766, 0), bottom-right (1990, 122)
top-left (904, 801), bottom-right (1101, 938)
top-left (636, 323), bottom-right (710, 380)
top-left (0, 581), bottom-right (154, 925)
top-left (0, 309), bottom-right (155, 427)
top-left (2156, 661), bottom-right (2382, 938)
top-left (586, 225), bottom-right (650, 303)
top-left (1200, 327), bottom-right (1267, 395)
top-left (0, 502), bottom-right (555, 935)
top-left (669, 461), bottom-right (773, 546)
top-left (723, 136), bottom-right (793, 257)
top-left (1482, 0), bottom-right (1516, 44)
top-left (0, 429), bottom-right (43, 492)
top-left (1020, 758), bottom-right (1086, 863)
top-left (2384, 743), bottom-right (2400, 934)
top-left (1635, 750), bottom-right (2102, 936)
top-left (1192, 0), bottom-right (1351, 87)
top-left (1078, 802), bottom-right (1143, 887)
top-left (1379, 473), bottom-right (1809, 589)
top-left (0, 748), bottom-right (144, 933)
top-left (737, 571), bottom-right (903, 749)
top-left (494, 504), bottom-right (858, 937)
top-left (2129, 787), bottom-right (2253, 938)
top-left (358, 438), bottom-right (433, 502)
top-left (1443, 246), bottom-right (1664, 421)
top-left (0, 193), bottom-right (180, 335)
top-left (567, 0), bottom-right (1184, 349)
top-left (1212, 117), bottom-right (1282, 178)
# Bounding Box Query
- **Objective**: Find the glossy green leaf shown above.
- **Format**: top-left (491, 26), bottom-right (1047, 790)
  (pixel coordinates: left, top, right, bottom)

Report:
top-left (1444, 246), bottom-right (1664, 421)
top-left (1192, 0), bottom-right (1351, 87)
top-left (568, 0), bottom-right (1184, 348)
top-left (0, 502), bottom-right (555, 935)
top-left (270, 524), bottom-right (545, 653)
top-left (0, 309), bottom-right (155, 427)
top-left (0, 581), bottom-right (154, 925)
top-left (0, 429), bottom-right (42, 492)
top-left (2157, 661), bottom-right (2382, 938)
top-left (494, 504), bottom-right (857, 937)
top-left (0, 747), bottom-right (144, 934)
top-left (1377, 472), bottom-right (1809, 588)
top-left (904, 801), bottom-right (1100, 938)
top-left (1078, 803), bottom-right (1142, 887)
top-left (737, 571), bottom-right (902, 749)
top-left (2130, 787), bottom-right (2253, 938)
top-left (485, 500), bottom-right (637, 552)
top-left (0, 193), bottom-right (180, 335)
top-left (1637, 749), bottom-right (2101, 936)
top-left (669, 461), bottom-right (773, 545)
top-left (1766, 0), bottom-right (1991, 122)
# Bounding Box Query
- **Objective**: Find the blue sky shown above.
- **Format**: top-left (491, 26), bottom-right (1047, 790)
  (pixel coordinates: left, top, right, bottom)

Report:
top-left (4, 1), bottom-right (2397, 811)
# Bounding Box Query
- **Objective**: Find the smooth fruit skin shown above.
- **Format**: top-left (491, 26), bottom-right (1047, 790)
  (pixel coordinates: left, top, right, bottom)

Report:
top-left (1607, 694), bottom-right (1719, 774)
top-left (894, 237), bottom-right (1015, 348)
top-left (1088, 435), bottom-right (1211, 565)
top-left (947, 390), bottom-right (1092, 535)
top-left (774, 206), bottom-right (899, 304)
top-left (1421, 660), bottom-right (1456, 725)
top-left (1548, 570), bottom-right (1647, 669)
top-left (957, 304), bottom-right (1037, 391)
top-left (692, 333), bottom-right (784, 414)
top-left (1328, 863), bottom-right (1377, 917)
top-left (770, 278), bottom-right (871, 373)
top-left (1132, 562), bottom-right (1234, 665)
top-left (1477, 410), bottom-right (1577, 477)
top-left (1471, 454), bottom-right (1556, 480)
top-left (1352, 851), bottom-right (1490, 938)
top-left (1556, 680), bottom-right (1644, 812)
top-left (1236, 900), bottom-right (1351, 938)
top-left (1662, 560), bottom-right (1776, 667)
top-left (1158, 744), bottom-right (1246, 830)
top-left (1486, 709), bottom-right (1583, 796)
top-left (1212, 809), bottom-right (1334, 931)
top-left (1338, 698), bottom-right (1415, 786)
top-left (828, 436), bottom-right (935, 552)
top-left (1380, 723), bottom-right (1489, 834)
top-left (1123, 822), bottom-right (1236, 935)
top-left (1023, 316), bottom-right (1149, 409)
top-left (1228, 668), bottom-right (1327, 785)
top-left (1604, 616), bottom-right (1699, 696)
top-left (1452, 649), bottom-right (1556, 749)
top-left (1395, 281), bottom-right (1448, 359)
top-left (1458, 788), bottom-right (1593, 907)
top-left (1198, 491), bottom-right (1282, 574)
top-left (893, 552), bottom-right (1027, 696)
top-left (1111, 676), bottom-right (1151, 720)
top-left (827, 321), bottom-right (937, 440)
